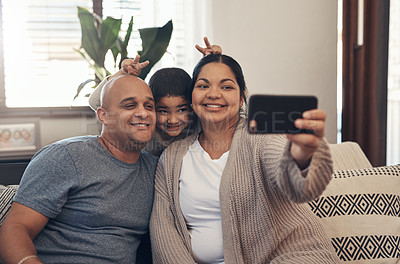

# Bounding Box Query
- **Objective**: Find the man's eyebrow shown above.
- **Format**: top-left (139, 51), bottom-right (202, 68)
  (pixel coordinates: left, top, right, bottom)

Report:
top-left (120, 96), bottom-right (154, 104)
top-left (146, 96), bottom-right (155, 102)
top-left (120, 97), bottom-right (136, 104)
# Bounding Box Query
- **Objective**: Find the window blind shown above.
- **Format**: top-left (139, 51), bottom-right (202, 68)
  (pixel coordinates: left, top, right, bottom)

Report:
top-left (1, 0), bottom-right (93, 107)
top-left (0, 0), bottom-right (207, 108)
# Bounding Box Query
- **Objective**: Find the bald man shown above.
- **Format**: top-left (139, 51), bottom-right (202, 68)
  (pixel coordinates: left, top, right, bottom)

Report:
top-left (0, 75), bottom-right (158, 264)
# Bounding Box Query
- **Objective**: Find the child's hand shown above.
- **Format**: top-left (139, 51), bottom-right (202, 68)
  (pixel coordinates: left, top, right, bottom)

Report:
top-left (286, 109), bottom-right (326, 169)
top-left (195, 37), bottom-right (222, 57)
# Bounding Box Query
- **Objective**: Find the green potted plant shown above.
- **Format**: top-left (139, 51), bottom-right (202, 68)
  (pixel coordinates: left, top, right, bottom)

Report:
top-left (74, 6), bottom-right (173, 99)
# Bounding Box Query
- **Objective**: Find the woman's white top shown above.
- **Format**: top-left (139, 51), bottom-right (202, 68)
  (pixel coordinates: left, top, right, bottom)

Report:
top-left (179, 137), bottom-right (228, 264)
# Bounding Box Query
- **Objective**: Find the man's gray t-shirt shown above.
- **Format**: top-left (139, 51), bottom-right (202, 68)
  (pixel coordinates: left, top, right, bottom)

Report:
top-left (14, 136), bottom-right (158, 264)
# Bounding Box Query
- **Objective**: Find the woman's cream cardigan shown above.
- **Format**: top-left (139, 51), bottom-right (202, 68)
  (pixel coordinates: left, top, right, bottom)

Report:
top-left (150, 120), bottom-right (340, 263)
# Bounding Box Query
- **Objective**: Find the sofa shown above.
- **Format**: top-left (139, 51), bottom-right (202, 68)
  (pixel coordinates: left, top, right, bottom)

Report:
top-left (1, 141), bottom-right (399, 263)
top-left (310, 142), bottom-right (400, 263)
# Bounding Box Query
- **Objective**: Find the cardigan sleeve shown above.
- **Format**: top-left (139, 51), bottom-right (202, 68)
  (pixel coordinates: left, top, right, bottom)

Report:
top-left (150, 154), bottom-right (197, 264)
top-left (88, 77), bottom-right (108, 111)
top-left (266, 137), bottom-right (333, 203)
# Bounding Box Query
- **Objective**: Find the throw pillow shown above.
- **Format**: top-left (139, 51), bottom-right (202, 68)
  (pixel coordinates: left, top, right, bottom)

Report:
top-left (309, 165), bottom-right (400, 263)
top-left (0, 185), bottom-right (18, 225)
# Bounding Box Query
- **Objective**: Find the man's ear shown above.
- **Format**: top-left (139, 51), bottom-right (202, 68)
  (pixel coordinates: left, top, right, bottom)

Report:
top-left (97, 107), bottom-right (108, 124)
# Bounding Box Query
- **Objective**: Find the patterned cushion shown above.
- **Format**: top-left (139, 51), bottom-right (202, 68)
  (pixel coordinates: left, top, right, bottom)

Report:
top-left (309, 165), bottom-right (400, 263)
top-left (0, 185), bottom-right (18, 225)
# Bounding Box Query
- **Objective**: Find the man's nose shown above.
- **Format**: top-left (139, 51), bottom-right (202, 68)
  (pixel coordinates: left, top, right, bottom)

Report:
top-left (134, 105), bottom-right (149, 118)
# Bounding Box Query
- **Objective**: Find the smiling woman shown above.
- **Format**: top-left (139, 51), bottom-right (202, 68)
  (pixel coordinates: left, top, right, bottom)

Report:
top-left (149, 54), bottom-right (341, 263)
top-left (192, 62), bottom-right (244, 139)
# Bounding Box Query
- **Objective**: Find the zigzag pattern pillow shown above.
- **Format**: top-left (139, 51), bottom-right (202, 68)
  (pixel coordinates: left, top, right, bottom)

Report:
top-left (309, 165), bottom-right (400, 263)
top-left (0, 185), bottom-right (18, 225)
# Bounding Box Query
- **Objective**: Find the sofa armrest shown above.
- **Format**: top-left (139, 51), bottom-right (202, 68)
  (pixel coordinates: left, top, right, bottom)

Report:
top-left (329, 141), bottom-right (372, 171)
top-left (0, 185), bottom-right (18, 225)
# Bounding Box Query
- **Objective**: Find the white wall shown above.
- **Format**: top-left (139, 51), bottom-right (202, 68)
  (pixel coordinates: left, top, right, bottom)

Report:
top-left (39, 0), bottom-right (338, 146)
top-left (39, 116), bottom-right (100, 147)
top-left (209, 0), bottom-right (338, 143)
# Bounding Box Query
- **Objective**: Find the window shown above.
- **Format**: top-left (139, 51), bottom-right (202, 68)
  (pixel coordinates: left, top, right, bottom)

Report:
top-left (337, 0), bottom-right (343, 143)
top-left (387, 0), bottom-right (400, 165)
top-left (0, 0), bottom-right (93, 108)
top-left (0, 0), bottom-right (208, 111)
top-left (339, 0), bottom-right (398, 165)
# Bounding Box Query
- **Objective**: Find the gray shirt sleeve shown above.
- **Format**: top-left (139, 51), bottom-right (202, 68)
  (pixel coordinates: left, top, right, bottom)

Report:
top-left (14, 144), bottom-right (79, 218)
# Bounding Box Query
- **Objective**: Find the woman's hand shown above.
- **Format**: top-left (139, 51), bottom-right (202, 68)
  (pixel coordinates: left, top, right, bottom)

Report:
top-left (108, 55), bottom-right (149, 81)
top-left (121, 54), bottom-right (150, 76)
top-left (286, 109), bottom-right (326, 170)
top-left (195, 37), bottom-right (222, 56)
top-left (105, 55), bottom-right (149, 81)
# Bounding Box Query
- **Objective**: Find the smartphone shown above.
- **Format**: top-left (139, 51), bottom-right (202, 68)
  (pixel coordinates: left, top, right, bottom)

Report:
top-left (247, 94), bottom-right (318, 134)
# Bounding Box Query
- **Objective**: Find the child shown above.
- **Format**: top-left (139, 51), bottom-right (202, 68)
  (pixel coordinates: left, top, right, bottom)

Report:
top-left (144, 67), bottom-right (194, 156)
top-left (89, 37), bottom-right (221, 156)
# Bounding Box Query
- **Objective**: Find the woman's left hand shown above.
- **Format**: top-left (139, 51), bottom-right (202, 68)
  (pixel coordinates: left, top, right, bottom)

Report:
top-left (121, 54), bottom-right (150, 76)
top-left (286, 109), bottom-right (326, 169)
top-left (106, 55), bottom-right (149, 81)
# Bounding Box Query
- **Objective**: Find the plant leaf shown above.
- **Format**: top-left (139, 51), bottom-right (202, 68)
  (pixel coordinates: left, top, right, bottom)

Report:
top-left (74, 47), bottom-right (92, 64)
top-left (120, 16), bottom-right (134, 61)
top-left (74, 79), bottom-right (96, 100)
top-left (99, 16), bottom-right (122, 66)
top-left (100, 17), bottom-right (122, 47)
top-left (77, 7), bottom-right (101, 65)
top-left (92, 64), bottom-right (109, 81)
top-left (111, 39), bottom-right (122, 67)
top-left (112, 16), bottom-right (133, 68)
top-left (74, 48), bottom-right (107, 81)
top-left (138, 20), bottom-right (173, 79)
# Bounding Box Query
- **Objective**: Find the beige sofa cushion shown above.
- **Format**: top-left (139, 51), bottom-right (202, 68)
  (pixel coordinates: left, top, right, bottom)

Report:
top-left (309, 165), bottom-right (400, 263)
top-left (329, 141), bottom-right (373, 171)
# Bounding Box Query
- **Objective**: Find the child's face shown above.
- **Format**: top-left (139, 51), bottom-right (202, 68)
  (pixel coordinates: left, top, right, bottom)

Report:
top-left (156, 96), bottom-right (192, 137)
